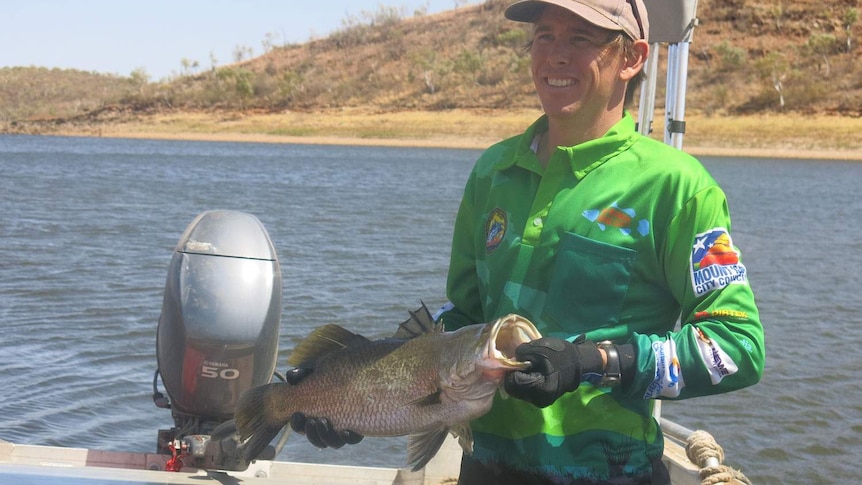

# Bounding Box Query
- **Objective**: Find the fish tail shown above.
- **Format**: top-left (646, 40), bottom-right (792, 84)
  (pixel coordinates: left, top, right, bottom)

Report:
top-left (235, 383), bottom-right (290, 462)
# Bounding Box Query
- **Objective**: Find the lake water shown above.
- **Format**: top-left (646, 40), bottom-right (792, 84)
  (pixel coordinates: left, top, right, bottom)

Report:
top-left (1, 134), bottom-right (859, 484)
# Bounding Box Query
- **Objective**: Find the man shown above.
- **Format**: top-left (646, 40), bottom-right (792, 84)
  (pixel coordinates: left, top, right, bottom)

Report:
top-left (433, 0), bottom-right (765, 483)
top-left (286, 1), bottom-right (764, 483)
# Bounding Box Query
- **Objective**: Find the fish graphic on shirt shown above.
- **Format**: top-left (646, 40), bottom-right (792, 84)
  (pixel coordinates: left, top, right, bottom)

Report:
top-left (583, 202), bottom-right (649, 237)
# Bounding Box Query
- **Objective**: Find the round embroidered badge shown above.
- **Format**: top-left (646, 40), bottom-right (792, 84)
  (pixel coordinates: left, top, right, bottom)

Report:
top-left (485, 208), bottom-right (507, 254)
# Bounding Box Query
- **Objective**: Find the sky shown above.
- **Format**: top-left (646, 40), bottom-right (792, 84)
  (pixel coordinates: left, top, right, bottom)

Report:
top-left (0, 0), bottom-right (481, 81)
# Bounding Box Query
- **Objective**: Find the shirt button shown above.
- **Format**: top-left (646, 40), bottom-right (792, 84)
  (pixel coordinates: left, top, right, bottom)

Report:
top-left (533, 217), bottom-right (543, 226)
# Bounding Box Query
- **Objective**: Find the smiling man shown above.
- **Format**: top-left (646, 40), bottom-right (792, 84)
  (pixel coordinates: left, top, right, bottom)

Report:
top-left (435, 0), bottom-right (766, 484)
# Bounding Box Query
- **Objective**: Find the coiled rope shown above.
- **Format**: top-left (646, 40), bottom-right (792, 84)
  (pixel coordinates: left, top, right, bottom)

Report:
top-left (685, 430), bottom-right (752, 485)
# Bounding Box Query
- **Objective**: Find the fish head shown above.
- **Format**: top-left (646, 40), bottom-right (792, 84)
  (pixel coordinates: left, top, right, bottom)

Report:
top-left (476, 313), bottom-right (542, 377)
top-left (441, 314), bottom-right (541, 401)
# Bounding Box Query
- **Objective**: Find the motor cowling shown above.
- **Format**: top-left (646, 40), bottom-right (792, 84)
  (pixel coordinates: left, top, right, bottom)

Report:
top-left (155, 210), bottom-right (281, 447)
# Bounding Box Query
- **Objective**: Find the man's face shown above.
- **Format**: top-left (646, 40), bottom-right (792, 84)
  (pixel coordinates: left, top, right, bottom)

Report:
top-left (529, 5), bottom-right (628, 126)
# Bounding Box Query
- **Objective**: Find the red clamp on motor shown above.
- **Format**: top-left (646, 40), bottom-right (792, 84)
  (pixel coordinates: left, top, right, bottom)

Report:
top-left (165, 439), bottom-right (188, 472)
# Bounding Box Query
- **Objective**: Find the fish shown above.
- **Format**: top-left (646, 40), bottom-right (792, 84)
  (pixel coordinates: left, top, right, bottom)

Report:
top-left (233, 304), bottom-right (542, 471)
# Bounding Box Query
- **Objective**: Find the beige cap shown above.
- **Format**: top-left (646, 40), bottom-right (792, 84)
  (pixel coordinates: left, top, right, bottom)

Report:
top-left (505, 0), bottom-right (649, 42)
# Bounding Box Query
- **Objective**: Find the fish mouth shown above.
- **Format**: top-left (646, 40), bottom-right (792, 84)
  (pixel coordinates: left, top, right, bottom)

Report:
top-left (483, 314), bottom-right (542, 370)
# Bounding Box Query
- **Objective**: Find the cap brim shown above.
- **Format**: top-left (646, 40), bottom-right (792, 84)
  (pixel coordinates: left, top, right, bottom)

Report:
top-left (505, 0), bottom-right (626, 34)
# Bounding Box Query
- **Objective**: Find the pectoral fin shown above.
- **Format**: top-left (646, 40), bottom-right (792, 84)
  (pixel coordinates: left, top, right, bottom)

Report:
top-left (449, 422), bottom-right (474, 456)
top-left (406, 422), bottom-right (475, 471)
top-left (408, 389), bottom-right (442, 407)
top-left (406, 427), bottom-right (449, 472)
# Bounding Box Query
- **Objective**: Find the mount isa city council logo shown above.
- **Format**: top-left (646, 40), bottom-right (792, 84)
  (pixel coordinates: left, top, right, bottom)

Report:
top-left (690, 228), bottom-right (747, 297)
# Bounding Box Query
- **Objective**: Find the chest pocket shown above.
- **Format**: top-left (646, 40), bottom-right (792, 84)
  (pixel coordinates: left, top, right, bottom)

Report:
top-left (544, 232), bottom-right (637, 334)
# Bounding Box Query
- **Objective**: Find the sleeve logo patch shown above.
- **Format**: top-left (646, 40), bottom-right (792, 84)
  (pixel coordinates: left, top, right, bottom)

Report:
top-left (644, 340), bottom-right (685, 399)
top-left (694, 327), bottom-right (739, 385)
top-left (690, 228), bottom-right (747, 297)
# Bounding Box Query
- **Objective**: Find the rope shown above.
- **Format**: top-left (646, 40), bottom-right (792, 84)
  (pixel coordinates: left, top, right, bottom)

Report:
top-left (685, 430), bottom-right (752, 485)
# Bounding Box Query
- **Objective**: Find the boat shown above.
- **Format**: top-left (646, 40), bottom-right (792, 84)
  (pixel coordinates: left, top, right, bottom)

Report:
top-left (2, 423), bottom-right (712, 485)
top-left (0, 1), bottom-right (752, 484)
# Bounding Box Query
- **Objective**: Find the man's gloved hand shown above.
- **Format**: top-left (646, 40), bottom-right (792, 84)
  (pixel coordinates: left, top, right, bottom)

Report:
top-left (284, 367), bottom-right (364, 449)
top-left (288, 413), bottom-right (364, 449)
top-left (504, 336), bottom-right (604, 408)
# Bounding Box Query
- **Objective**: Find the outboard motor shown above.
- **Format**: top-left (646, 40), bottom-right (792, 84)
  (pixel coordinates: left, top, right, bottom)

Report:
top-left (153, 210), bottom-right (281, 470)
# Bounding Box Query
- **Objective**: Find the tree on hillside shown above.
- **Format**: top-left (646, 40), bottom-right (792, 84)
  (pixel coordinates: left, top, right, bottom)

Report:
top-left (233, 45), bottom-right (254, 63)
top-left (129, 68), bottom-right (149, 95)
top-left (180, 58), bottom-right (200, 76)
top-left (754, 52), bottom-right (790, 109)
top-left (844, 8), bottom-right (859, 53)
top-left (804, 34), bottom-right (839, 76)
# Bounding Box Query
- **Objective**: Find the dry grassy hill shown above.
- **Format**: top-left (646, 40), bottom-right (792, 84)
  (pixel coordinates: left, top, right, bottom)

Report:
top-left (2, 0), bottom-right (860, 129)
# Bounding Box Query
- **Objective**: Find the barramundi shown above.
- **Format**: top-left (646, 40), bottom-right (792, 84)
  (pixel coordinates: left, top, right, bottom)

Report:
top-left (233, 305), bottom-right (541, 471)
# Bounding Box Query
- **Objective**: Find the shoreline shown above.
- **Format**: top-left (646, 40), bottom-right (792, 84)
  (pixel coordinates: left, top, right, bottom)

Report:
top-left (6, 109), bottom-right (862, 161)
top-left (39, 129), bottom-right (862, 162)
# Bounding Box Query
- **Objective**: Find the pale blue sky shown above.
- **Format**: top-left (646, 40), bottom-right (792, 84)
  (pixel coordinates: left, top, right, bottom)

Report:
top-left (0, 0), bottom-right (481, 81)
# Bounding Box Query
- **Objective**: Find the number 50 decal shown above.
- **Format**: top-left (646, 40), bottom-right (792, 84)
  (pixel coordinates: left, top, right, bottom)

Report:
top-left (201, 365), bottom-right (240, 380)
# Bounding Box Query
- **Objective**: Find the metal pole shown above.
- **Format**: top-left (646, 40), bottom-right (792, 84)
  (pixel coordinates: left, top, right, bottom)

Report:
top-left (641, 0), bottom-right (699, 422)
top-left (637, 44), bottom-right (661, 137)
top-left (664, 43), bottom-right (679, 146)
top-left (659, 417), bottom-right (695, 442)
top-left (668, 42), bottom-right (691, 150)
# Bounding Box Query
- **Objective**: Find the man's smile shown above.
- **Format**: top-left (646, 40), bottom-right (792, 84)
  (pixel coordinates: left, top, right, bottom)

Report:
top-left (546, 77), bottom-right (575, 87)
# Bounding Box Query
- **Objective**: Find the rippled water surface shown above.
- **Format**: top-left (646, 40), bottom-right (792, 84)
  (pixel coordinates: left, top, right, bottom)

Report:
top-left (1, 135), bottom-right (860, 484)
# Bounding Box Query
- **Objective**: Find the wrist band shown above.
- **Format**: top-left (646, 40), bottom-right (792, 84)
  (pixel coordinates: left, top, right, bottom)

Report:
top-left (598, 341), bottom-right (622, 387)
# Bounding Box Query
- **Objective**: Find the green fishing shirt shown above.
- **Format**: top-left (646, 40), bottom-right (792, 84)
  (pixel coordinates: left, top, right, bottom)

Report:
top-left (439, 113), bottom-right (765, 483)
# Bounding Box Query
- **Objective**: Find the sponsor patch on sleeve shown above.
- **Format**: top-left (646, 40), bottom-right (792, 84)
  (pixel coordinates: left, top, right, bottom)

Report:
top-left (644, 340), bottom-right (685, 399)
top-left (693, 326), bottom-right (739, 385)
top-left (690, 228), bottom-right (747, 297)
top-left (432, 301), bottom-right (455, 322)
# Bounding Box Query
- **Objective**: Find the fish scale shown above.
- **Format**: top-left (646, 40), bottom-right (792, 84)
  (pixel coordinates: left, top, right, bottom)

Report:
top-left (286, 340), bottom-right (445, 435)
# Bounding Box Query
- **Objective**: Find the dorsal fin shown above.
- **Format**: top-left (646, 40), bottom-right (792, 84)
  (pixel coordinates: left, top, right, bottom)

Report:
top-left (392, 302), bottom-right (441, 339)
top-left (287, 324), bottom-right (371, 367)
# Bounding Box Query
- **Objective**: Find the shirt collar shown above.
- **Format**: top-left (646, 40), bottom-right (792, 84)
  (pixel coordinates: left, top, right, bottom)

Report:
top-left (496, 112), bottom-right (639, 179)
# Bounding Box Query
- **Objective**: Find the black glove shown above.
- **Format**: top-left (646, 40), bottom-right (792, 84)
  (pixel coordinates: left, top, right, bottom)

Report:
top-left (504, 336), bottom-right (603, 408)
top-left (284, 367), bottom-right (364, 449)
top-left (288, 413), bottom-right (363, 449)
